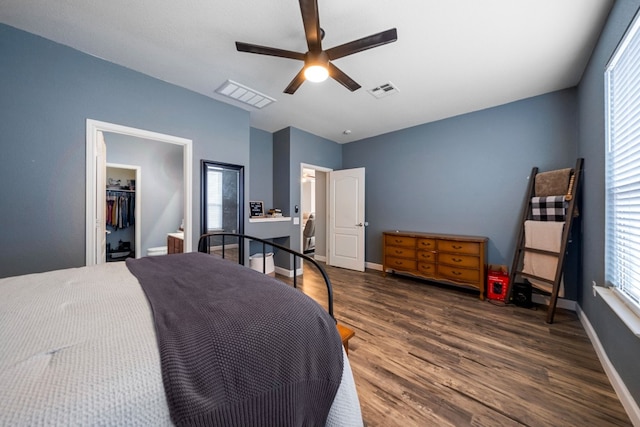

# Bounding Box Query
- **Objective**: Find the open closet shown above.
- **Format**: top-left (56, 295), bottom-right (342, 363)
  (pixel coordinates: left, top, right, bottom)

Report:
top-left (106, 165), bottom-right (138, 262)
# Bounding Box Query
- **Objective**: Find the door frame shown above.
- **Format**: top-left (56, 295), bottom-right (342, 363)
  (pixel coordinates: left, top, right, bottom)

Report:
top-left (85, 119), bottom-right (193, 266)
top-left (299, 163), bottom-right (332, 262)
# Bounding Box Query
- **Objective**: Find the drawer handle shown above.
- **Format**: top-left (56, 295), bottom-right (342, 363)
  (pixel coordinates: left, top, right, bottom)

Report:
top-left (452, 245), bottom-right (463, 249)
top-left (395, 239), bottom-right (402, 243)
top-left (451, 271), bottom-right (462, 276)
top-left (395, 261), bottom-right (403, 265)
top-left (395, 250), bottom-right (403, 254)
top-left (452, 258), bottom-right (462, 263)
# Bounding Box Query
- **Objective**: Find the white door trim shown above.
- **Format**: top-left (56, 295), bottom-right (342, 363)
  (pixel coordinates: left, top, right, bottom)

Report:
top-left (86, 119), bottom-right (193, 266)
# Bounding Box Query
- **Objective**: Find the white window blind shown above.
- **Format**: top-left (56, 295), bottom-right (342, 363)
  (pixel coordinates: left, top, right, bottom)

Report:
top-left (206, 168), bottom-right (223, 231)
top-left (605, 10), bottom-right (640, 314)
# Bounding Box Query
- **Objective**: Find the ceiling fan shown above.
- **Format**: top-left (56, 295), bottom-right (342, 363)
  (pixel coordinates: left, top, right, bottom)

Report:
top-left (235, 0), bottom-right (397, 94)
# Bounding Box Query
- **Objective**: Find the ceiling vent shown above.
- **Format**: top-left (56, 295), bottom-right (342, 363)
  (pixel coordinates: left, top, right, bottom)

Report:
top-left (215, 80), bottom-right (276, 109)
top-left (367, 82), bottom-right (399, 99)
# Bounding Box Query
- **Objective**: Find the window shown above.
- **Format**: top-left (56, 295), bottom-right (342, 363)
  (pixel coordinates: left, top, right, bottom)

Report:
top-left (605, 10), bottom-right (640, 318)
top-left (206, 168), bottom-right (223, 231)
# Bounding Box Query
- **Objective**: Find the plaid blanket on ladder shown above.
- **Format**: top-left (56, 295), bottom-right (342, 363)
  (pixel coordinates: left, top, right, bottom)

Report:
top-left (531, 196), bottom-right (567, 221)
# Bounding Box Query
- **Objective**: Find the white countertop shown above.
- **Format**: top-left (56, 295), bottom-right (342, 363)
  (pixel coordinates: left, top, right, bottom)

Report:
top-left (249, 217), bottom-right (292, 223)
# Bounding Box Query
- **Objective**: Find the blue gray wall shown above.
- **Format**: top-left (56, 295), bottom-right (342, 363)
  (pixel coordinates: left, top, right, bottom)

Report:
top-left (249, 127), bottom-right (274, 209)
top-left (279, 127), bottom-right (342, 253)
top-left (577, 0), bottom-right (640, 405)
top-left (105, 132), bottom-right (183, 256)
top-left (343, 89), bottom-right (578, 271)
top-left (0, 24), bottom-right (250, 278)
top-left (246, 127), bottom-right (293, 242)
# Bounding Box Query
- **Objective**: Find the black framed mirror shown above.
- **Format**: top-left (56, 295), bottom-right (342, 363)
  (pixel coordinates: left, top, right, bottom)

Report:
top-left (200, 160), bottom-right (244, 261)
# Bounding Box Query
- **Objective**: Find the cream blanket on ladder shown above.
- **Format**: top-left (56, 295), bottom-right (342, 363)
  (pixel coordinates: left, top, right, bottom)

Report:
top-left (523, 220), bottom-right (565, 297)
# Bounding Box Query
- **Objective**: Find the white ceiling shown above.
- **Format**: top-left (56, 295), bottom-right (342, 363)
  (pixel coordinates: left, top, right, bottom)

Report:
top-left (0, 0), bottom-right (614, 143)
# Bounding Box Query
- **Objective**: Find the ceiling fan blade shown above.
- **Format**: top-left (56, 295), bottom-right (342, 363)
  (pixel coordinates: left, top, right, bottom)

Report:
top-left (325, 28), bottom-right (398, 61)
top-left (299, 0), bottom-right (323, 52)
top-left (328, 63), bottom-right (361, 92)
top-left (284, 68), bottom-right (307, 94)
top-left (236, 41), bottom-right (305, 61)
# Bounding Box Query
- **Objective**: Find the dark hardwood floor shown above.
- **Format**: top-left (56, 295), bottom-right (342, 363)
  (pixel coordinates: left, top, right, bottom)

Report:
top-left (283, 261), bottom-right (632, 427)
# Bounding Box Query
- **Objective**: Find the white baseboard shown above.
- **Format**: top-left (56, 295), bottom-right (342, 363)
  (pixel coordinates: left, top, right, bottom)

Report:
top-left (577, 305), bottom-right (640, 426)
top-left (314, 254), bottom-right (327, 263)
top-left (367, 262), bottom-right (383, 271)
top-left (274, 265), bottom-right (303, 277)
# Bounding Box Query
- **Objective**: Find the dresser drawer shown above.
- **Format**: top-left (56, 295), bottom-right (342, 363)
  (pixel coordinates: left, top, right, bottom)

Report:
top-left (418, 262), bottom-right (436, 276)
top-left (385, 246), bottom-right (416, 259)
top-left (386, 257), bottom-right (417, 271)
top-left (417, 250), bottom-right (435, 262)
top-left (437, 253), bottom-right (480, 269)
top-left (438, 240), bottom-right (481, 255)
top-left (385, 235), bottom-right (416, 248)
top-left (417, 238), bottom-right (436, 250)
top-left (437, 265), bottom-right (480, 283)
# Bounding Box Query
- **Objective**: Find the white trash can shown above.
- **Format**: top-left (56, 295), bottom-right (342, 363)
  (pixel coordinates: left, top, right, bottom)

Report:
top-left (250, 252), bottom-right (275, 276)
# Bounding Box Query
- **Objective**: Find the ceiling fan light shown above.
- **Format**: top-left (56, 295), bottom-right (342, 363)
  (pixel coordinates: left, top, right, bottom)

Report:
top-left (304, 65), bottom-right (329, 82)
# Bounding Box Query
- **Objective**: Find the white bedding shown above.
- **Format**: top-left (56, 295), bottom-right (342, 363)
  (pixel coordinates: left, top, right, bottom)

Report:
top-left (0, 262), bottom-right (362, 426)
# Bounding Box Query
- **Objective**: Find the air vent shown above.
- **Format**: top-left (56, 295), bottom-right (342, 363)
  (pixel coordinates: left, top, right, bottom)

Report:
top-left (215, 80), bottom-right (276, 109)
top-left (367, 82), bottom-right (399, 99)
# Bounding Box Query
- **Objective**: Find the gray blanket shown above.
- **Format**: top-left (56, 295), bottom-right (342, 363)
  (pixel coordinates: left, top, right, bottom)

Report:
top-left (126, 252), bottom-right (343, 427)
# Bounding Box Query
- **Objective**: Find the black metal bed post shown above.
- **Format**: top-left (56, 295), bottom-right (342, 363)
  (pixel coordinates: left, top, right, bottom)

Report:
top-left (262, 241), bottom-right (266, 274)
top-left (293, 254), bottom-right (298, 288)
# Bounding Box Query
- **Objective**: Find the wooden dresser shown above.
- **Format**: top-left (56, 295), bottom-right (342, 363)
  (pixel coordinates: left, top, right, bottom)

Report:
top-left (382, 231), bottom-right (488, 299)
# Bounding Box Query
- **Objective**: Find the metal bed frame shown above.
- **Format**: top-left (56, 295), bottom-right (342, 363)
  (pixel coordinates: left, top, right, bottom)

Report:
top-left (198, 232), bottom-right (334, 320)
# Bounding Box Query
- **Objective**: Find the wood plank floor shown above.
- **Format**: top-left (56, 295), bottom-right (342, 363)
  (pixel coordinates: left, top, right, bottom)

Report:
top-left (282, 262), bottom-right (632, 427)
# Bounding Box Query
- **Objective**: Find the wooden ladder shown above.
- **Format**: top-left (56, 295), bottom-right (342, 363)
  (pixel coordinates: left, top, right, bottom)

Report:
top-left (508, 158), bottom-right (583, 323)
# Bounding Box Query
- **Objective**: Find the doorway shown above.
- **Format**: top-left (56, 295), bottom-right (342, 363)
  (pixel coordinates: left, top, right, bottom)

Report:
top-left (299, 164), bottom-right (366, 271)
top-left (85, 119), bottom-right (193, 266)
top-left (300, 163), bottom-right (331, 262)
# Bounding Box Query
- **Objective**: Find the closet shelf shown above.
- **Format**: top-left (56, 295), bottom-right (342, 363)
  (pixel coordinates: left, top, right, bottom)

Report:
top-left (107, 188), bottom-right (135, 192)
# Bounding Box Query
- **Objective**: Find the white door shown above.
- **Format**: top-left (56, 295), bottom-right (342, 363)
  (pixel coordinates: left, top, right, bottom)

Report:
top-left (96, 131), bottom-right (107, 264)
top-left (328, 168), bottom-right (365, 271)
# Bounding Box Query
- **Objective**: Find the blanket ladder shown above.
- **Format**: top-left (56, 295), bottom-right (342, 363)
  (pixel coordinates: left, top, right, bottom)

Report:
top-left (508, 158), bottom-right (583, 323)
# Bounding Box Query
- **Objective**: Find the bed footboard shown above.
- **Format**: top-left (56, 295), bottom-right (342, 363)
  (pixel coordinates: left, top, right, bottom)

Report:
top-left (198, 232), bottom-right (334, 320)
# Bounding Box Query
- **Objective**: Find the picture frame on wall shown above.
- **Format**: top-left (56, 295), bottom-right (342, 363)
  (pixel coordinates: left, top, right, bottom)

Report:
top-left (249, 201), bottom-right (265, 218)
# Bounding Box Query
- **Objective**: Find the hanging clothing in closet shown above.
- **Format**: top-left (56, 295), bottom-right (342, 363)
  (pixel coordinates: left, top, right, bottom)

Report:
top-left (106, 191), bottom-right (135, 229)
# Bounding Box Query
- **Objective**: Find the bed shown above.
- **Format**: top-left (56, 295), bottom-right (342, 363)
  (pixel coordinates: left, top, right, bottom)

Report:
top-left (0, 233), bottom-right (362, 426)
